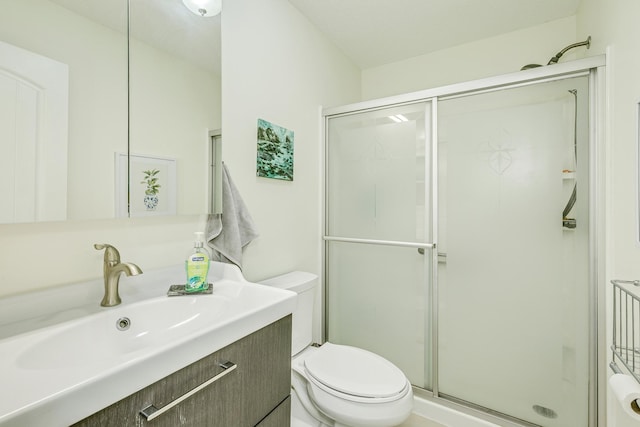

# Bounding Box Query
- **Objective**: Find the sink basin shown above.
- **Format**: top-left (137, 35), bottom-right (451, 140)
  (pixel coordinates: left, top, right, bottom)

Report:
top-left (17, 295), bottom-right (228, 370)
top-left (0, 263), bottom-right (296, 427)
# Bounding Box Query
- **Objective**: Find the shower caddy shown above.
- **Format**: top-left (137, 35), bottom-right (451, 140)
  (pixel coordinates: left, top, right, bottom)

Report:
top-left (610, 279), bottom-right (640, 383)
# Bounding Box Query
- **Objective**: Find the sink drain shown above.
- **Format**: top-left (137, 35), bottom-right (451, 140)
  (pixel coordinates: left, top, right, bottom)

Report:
top-left (116, 317), bottom-right (131, 331)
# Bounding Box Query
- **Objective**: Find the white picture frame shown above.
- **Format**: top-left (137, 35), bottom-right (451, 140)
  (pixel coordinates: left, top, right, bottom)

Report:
top-left (115, 153), bottom-right (177, 217)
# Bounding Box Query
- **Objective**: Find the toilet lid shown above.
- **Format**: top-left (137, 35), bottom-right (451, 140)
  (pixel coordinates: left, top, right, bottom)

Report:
top-left (303, 343), bottom-right (407, 399)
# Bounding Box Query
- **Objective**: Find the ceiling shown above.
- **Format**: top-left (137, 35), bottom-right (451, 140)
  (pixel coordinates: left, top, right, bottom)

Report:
top-left (287, 0), bottom-right (582, 69)
top-left (50, 0), bottom-right (582, 74)
top-left (50, 0), bottom-right (221, 74)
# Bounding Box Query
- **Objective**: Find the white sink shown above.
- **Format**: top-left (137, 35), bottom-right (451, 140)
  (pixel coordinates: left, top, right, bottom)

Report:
top-left (0, 262), bottom-right (296, 427)
top-left (17, 295), bottom-right (228, 370)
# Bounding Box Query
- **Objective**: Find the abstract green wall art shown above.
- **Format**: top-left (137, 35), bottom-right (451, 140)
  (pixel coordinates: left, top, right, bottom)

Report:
top-left (256, 118), bottom-right (294, 181)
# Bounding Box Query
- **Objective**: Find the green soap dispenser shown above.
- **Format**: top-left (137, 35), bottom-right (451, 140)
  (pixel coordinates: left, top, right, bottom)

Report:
top-left (185, 232), bottom-right (211, 293)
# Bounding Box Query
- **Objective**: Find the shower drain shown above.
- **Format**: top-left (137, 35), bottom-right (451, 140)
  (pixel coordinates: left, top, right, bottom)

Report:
top-left (532, 404), bottom-right (558, 419)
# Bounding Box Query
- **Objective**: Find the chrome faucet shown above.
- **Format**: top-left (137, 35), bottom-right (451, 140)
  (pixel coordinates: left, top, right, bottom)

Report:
top-left (94, 243), bottom-right (143, 307)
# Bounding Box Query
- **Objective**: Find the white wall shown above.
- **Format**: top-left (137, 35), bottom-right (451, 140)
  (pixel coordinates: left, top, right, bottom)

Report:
top-left (220, 0), bottom-right (360, 286)
top-left (578, 0), bottom-right (640, 278)
top-left (0, 215), bottom-right (203, 296)
top-left (362, 16), bottom-right (578, 100)
top-left (577, 0), bottom-right (640, 425)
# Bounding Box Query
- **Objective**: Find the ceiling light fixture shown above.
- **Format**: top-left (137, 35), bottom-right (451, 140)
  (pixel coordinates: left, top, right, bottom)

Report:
top-left (182, 0), bottom-right (222, 17)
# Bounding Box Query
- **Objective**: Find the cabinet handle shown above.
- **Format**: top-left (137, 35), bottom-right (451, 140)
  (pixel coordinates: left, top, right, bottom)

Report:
top-left (139, 360), bottom-right (237, 421)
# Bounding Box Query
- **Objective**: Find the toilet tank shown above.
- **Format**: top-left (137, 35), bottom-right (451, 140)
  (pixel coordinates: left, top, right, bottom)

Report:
top-left (259, 271), bottom-right (318, 356)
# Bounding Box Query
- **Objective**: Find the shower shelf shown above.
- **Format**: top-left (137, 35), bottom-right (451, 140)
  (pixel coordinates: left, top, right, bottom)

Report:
top-left (610, 279), bottom-right (640, 384)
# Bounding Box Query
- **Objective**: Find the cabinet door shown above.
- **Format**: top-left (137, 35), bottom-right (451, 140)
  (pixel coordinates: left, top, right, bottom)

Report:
top-left (73, 315), bottom-right (291, 427)
top-left (239, 316), bottom-right (291, 425)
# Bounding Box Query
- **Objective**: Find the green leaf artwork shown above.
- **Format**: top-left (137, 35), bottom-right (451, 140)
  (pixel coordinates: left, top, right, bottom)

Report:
top-left (257, 118), bottom-right (294, 181)
top-left (141, 169), bottom-right (161, 195)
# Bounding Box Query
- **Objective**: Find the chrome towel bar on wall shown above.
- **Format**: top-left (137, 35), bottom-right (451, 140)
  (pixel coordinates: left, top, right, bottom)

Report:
top-left (610, 280), bottom-right (640, 384)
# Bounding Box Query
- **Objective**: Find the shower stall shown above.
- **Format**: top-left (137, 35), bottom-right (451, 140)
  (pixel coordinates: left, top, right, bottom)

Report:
top-left (323, 56), bottom-right (605, 427)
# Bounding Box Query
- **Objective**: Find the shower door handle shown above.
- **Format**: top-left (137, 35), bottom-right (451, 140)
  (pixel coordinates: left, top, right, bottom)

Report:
top-left (417, 248), bottom-right (447, 263)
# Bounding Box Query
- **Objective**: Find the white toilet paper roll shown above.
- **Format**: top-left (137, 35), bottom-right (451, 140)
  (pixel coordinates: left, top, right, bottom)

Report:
top-left (609, 373), bottom-right (640, 419)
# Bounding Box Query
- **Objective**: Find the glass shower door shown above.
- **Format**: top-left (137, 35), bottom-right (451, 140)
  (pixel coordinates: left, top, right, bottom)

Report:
top-left (325, 101), bottom-right (433, 389)
top-left (436, 76), bottom-right (590, 426)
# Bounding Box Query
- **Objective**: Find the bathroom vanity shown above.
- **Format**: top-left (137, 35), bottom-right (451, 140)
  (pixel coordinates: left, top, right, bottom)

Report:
top-left (0, 262), bottom-right (295, 426)
top-left (73, 316), bottom-right (292, 427)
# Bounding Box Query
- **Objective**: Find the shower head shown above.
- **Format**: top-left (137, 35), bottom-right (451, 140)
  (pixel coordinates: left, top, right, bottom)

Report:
top-left (520, 36), bottom-right (591, 71)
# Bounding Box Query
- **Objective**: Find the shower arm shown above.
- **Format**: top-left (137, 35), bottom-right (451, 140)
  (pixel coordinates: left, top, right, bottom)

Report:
top-left (547, 36), bottom-right (591, 65)
top-left (520, 36), bottom-right (592, 70)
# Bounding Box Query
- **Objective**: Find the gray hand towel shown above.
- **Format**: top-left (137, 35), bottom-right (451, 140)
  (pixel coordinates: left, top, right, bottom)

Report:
top-left (205, 163), bottom-right (259, 270)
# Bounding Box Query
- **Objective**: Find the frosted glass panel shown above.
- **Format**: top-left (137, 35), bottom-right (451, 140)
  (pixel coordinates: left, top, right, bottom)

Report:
top-left (327, 103), bottom-right (430, 243)
top-left (327, 242), bottom-right (432, 389)
top-left (437, 77), bottom-right (590, 426)
top-left (326, 101), bottom-right (433, 389)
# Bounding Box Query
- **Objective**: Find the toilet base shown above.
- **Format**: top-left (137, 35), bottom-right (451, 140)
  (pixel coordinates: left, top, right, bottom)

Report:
top-left (291, 383), bottom-right (329, 427)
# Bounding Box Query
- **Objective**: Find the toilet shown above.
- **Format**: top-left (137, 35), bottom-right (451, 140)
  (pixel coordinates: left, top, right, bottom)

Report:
top-left (260, 271), bottom-right (413, 427)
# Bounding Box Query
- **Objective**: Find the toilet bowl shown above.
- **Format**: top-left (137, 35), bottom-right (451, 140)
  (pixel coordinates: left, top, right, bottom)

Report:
top-left (260, 272), bottom-right (413, 427)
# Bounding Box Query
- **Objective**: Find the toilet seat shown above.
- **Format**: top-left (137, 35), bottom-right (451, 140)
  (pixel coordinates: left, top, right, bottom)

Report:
top-left (303, 343), bottom-right (409, 402)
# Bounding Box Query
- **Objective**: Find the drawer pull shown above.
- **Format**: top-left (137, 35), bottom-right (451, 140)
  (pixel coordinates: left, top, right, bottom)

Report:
top-left (140, 360), bottom-right (237, 421)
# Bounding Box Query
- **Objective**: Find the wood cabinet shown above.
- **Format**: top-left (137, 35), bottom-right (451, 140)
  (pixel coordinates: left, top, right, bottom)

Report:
top-left (73, 315), bottom-right (291, 427)
top-left (256, 396), bottom-right (291, 427)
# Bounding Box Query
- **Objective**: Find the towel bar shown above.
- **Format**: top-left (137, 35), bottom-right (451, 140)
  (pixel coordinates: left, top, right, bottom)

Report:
top-left (610, 280), bottom-right (640, 384)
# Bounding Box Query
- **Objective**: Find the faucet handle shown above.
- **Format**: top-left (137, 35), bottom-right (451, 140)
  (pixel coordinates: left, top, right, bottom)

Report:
top-left (94, 243), bottom-right (121, 266)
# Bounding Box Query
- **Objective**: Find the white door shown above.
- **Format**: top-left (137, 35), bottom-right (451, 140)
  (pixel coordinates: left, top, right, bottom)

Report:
top-left (0, 40), bottom-right (69, 223)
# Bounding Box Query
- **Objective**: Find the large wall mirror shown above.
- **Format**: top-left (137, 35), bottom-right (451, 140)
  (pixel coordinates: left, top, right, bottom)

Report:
top-left (0, 0), bottom-right (221, 224)
top-left (129, 0), bottom-right (221, 218)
